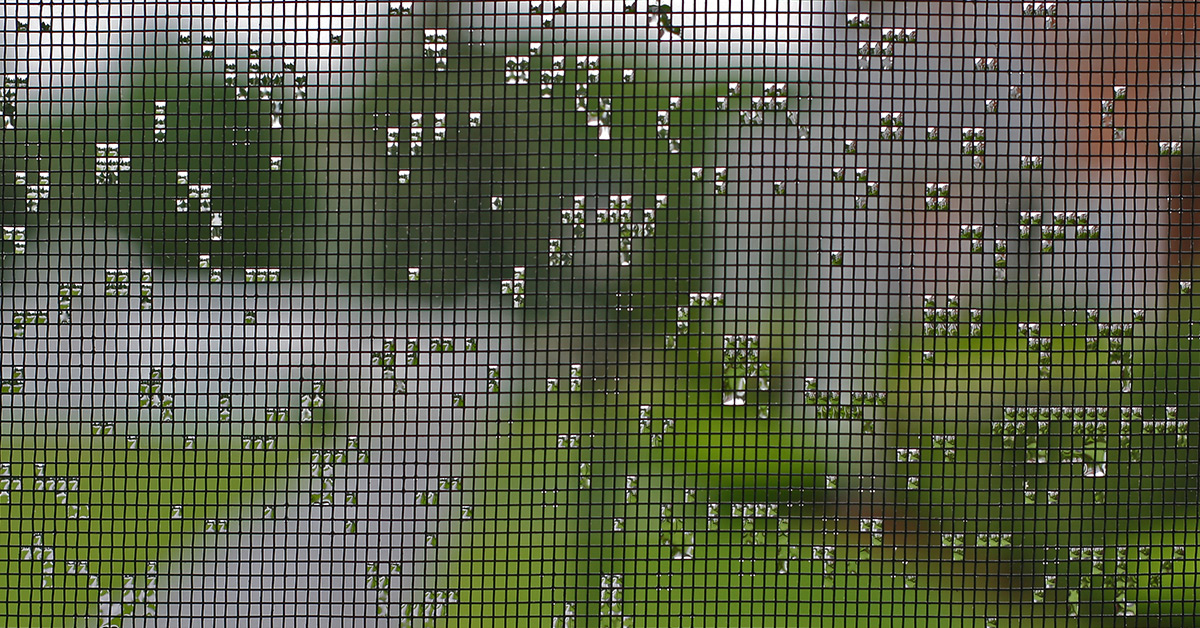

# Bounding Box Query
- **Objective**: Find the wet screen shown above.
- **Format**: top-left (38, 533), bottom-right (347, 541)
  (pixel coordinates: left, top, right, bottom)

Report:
top-left (2, 1), bottom-right (1200, 626)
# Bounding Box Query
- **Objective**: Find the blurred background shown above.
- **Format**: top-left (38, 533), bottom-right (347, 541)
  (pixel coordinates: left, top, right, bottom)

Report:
top-left (1, 1), bottom-right (1199, 626)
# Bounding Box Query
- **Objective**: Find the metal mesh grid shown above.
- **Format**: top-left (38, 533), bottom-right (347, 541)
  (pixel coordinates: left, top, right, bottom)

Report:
top-left (2, 1), bottom-right (1198, 625)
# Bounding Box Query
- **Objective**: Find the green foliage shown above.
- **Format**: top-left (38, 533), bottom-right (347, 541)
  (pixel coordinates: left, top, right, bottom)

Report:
top-left (0, 429), bottom-right (329, 624)
top-left (3, 59), bottom-right (318, 271)
top-left (886, 303), bottom-right (1200, 622)
top-left (440, 318), bottom-right (829, 625)
top-left (362, 54), bottom-right (719, 302)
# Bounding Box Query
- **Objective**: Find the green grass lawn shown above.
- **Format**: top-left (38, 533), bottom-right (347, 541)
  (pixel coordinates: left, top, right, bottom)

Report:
top-left (434, 301), bottom-right (1200, 626)
top-left (441, 326), bottom-right (992, 627)
top-left (0, 429), bottom-right (332, 625)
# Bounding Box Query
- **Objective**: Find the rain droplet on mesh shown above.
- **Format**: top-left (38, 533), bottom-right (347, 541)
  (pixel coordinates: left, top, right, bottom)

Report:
top-left (432, 112), bottom-right (447, 140)
top-left (423, 29), bottom-right (448, 53)
top-left (505, 56), bottom-right (531, 85)
top-left (624, 476), bottom-right (638, 502)
top-left (548, 239), bottom-right (571, 266)
top-left (974, 57), bottom-right (999, 71)
top-left (569, 364), bottom-right (583, 392)
top-left (210, 212), bottom-right (223, 241)
top-left (200, 32), bottom-right (216, 58)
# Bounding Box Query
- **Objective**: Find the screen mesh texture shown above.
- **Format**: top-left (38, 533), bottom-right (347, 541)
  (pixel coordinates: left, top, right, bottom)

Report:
top-left (2, 1), bottom-right (1198, 626)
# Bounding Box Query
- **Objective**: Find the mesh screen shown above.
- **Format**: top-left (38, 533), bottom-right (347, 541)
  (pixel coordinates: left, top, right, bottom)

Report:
top-left (2, 1), bottom-right (1199, 625)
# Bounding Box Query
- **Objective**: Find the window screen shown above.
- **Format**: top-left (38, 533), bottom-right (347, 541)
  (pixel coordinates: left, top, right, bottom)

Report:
top-left (2, 1), bottom-right (1198, 626)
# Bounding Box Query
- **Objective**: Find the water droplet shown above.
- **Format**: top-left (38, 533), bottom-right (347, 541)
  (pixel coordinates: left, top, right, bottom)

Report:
top-left (505, 56), bottom-right (531, 85)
